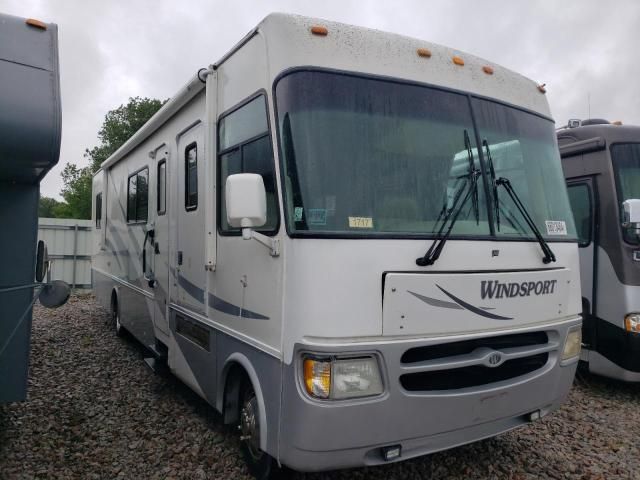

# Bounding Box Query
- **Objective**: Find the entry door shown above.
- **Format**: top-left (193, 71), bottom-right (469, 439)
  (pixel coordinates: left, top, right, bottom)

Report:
top-left (152, 147), bottom-right (170, 335)
top-left (567, 179), bottom-right (596, 341)
top-left (176, 123), bottom-right (206, 313)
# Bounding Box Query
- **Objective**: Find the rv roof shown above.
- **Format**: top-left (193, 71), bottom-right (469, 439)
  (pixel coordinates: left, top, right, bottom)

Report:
top-left (558, 123), bottom-right (640, 145)
top-left (99, 13), bottom-right (551, 172)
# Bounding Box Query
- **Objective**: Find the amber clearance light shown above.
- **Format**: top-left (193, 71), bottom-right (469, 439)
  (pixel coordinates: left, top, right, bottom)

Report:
top-left (25, 18), bottom-right (47, 30)
top-left (310, 25), bottom-right (328, 36)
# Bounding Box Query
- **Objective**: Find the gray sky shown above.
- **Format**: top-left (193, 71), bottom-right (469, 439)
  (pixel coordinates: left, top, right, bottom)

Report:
top-left (3, 0), bottom-right (640, 199)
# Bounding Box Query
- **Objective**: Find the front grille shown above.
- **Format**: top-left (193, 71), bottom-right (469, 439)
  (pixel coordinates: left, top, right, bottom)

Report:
top-left (399, 331), bottom-right (552, 392)
top-left (401, 331), bottom-right (548, 364)
top-left (400, 353), bottom-right (548, 391)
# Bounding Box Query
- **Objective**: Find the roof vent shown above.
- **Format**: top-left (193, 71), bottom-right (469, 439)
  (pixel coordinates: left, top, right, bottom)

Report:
top-left (581, 118), bottom-right (610, 126)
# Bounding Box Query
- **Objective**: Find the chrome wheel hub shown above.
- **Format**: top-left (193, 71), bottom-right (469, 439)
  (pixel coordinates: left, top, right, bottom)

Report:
top-left (240, 395), bottom-right (262, 461)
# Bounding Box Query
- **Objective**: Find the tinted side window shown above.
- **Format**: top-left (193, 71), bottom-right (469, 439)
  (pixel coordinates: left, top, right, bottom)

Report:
top-left (127, 174), bottom-right (137, 222)
top-left (157, 160), bottom-right (166, 215)
top-left (95, 192), bottom-right (102, 229)
top-left (218, 95), bottom-right (278, 234)
top-left (567, 183), bottom-right (592, 246)
top-left (127, 168), bottom-right (149, 223)
top-left (185, 144), bottom-right (198, 211)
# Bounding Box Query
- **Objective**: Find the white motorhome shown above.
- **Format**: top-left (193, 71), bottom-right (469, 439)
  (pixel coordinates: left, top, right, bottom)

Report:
top-left (92, 14), bottom-right (582, 477)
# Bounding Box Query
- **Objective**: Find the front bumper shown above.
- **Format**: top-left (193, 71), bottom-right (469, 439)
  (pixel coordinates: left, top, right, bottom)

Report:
top-left (278, 318), bottom-right (580, 472)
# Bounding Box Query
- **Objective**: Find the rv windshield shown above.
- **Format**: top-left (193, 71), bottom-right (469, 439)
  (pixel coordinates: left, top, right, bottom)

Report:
top-left (275, 70), bottom-right (576, 240)
top-left (611, 143), bottom-right (640, 244)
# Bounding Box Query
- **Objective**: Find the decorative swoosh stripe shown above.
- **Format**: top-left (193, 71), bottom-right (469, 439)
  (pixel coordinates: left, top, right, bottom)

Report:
top-left (208, 293), bottom-right (269, 320)
top-left (436, 285), bottom-right (513, 320)
top-left (407, 290), bottom-right (463, 310)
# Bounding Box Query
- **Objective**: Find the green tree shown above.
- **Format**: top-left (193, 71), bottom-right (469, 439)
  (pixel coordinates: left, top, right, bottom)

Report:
top-left (38, 196), bottom-right (63, 218)
top-left (60, 96), bottom-right (166, 219)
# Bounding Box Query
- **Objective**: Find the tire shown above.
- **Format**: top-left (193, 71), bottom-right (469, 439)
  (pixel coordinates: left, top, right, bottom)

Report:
top-left (238, 380), bottom-right (286, 480)
top-left (111, 295), bottom-right (124, 337)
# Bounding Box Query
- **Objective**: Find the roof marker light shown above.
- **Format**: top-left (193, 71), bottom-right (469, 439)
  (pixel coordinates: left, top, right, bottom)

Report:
top-left (452, 56), bottom-right (464, 66)
top-left (612, 120), bottom-right (623, 125)
top-left (310, 25), bottom-right (328, 36)
top-left (482, 66), bottom-right (494, 75)
top-left (537, 83), bottom-right (547, 94)
top-left (25, 18), bottom-right (47, 30)
top-left (417, 48), bottom-right (432, 58)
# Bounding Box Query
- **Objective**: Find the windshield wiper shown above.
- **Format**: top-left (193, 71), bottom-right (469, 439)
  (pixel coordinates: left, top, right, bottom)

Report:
top-left (482, 139), bottom-right (500, 231)
top-left (495, 177), bottom-right (556, 264)
top-left (416, 158), bottom-right (480, 266)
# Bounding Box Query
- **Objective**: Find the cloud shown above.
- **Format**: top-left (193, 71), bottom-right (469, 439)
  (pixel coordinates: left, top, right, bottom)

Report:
top-left (3, 0), bottom-right (639, 198)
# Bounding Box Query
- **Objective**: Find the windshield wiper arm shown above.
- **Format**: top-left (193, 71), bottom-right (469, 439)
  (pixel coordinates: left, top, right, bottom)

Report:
top-left (416, 167), bottom-right (479, 267)
top-left (482, 139), bottom-right (500, 231)
top-left (495, 177), bottom-right (556, 264)
top-left (465, 130), bottom-right (480, 225)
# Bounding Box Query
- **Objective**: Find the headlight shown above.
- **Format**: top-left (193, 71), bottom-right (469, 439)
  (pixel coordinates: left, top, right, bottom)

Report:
top-left (561, 326), bottom-right (582, 361)
top-left (303, 356), bottom-right (383, 400)
top-left (624, 313), bottom-right (640, 333)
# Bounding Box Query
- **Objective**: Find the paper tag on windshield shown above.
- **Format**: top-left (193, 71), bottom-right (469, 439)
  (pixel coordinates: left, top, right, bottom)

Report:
top-left (545, 220), bottom-right (567, 235)
top-left (308, 209), bottom-right (327, 225)
top-left (349, 216), bottom-right (374, 228)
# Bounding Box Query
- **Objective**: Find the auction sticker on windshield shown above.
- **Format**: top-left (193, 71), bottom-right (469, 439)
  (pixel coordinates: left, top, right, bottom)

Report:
top-left (545, 220), bottom-right (567, 235)
top-left (348, 216), bottom-right (374, 228)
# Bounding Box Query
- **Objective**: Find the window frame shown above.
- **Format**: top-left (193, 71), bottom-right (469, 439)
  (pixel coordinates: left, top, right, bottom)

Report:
top-left (567, 181), bottom-right (594, 248)
top-left (95, 192), bottom-right (102, 229)
top-left (157, 159), bottom-right (167, 216)
top-left (216, 90), bottom-right (280, 237)
top-left (126, 166), bottom-right (149, 224)
top-left (185, 143), bottom-right (198, 212)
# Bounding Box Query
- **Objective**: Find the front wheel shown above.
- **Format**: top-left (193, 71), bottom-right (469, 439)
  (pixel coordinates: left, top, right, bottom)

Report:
top-left (239, 381), bottom-right (285, 479)
top-left (111, 296), bottom-right (124, 337)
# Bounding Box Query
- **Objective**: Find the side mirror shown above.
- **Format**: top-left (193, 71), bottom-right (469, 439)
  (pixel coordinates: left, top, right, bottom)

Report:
top-left (225, 173), bottom-right (267, 231)
top-left (39, 280), bottom-right (71, 308)
top-left (622, 199), bottom-right (640, 229)
top-left (35, 240), bottom-right (49, 283)
top-left (623, 199), bottom-right (640, 238)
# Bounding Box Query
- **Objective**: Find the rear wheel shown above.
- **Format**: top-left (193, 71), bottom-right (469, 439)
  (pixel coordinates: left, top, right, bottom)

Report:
top-left (238, 380), bottom-right (285, 479)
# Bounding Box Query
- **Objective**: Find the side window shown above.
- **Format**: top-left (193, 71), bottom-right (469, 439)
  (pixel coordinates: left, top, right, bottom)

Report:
top-left (185, 144), bottom-right (198, 211)
top-left (567, 183), bottom-right (592, 246)
top-left (157, 160), bottom-right (166, 215)
top-left (218, 94), bottom-right (278, 234)
top-left (95, 192), bottom-right (102, 229)
top-left (127, 167), bottom-right (149, 223)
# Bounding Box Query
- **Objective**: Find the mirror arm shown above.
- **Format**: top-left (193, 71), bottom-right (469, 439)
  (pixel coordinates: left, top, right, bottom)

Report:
top-left (242, 228), bottom-right (280, 257)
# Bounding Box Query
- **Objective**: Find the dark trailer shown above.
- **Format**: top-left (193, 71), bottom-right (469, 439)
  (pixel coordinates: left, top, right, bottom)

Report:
top-left (0, 14), bottom-right (62, 403)
top-left (558, 119), bottom-right (640, 381)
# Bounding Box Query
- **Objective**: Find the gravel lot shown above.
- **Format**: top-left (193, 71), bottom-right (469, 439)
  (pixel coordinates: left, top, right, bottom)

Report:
top-left (1, 295), bottom-right (639, 480)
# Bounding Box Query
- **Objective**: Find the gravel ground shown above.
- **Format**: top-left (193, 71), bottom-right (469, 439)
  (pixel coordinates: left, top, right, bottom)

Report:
top-left (1, 295), bottom-right (639, 480)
